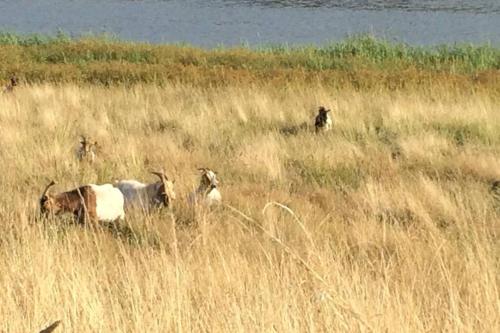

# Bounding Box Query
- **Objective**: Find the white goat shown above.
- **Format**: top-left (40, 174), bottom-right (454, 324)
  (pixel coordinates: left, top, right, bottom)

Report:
top-left (76, 136), bottom-right (98, 163)
top-left (314, 106), bottom-right (333, 133)
top-left (115, 171), bottom-right (176, 211)
top-left (188, 168), bottom-right (221, 206)
top-left (40, 180), bottom-right (125, 224)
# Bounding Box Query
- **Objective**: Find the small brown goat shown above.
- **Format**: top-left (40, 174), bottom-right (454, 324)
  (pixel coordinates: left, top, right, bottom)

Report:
top-left (76, 136), bottom-right (98, 163)
top-left (2, 75), bottom-right (18, 93)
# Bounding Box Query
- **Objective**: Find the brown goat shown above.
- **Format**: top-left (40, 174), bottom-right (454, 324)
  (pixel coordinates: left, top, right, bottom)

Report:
top-left (2, 75), bottom-right (18, 93)
top-left (76, 136), bottom-right (98, 163)
top-left (39, 180), bottom-right (125, 224)
top-left (40, 181), bottom-right (97, 224)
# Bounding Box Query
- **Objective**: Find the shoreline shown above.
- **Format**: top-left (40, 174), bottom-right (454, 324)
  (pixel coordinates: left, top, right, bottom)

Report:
top-left (0, 33), bottom-right (498, 89)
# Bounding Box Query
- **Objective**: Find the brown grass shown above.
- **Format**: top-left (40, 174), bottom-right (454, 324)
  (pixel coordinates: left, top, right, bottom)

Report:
top-left (0, 82), bottom-right (499, 332)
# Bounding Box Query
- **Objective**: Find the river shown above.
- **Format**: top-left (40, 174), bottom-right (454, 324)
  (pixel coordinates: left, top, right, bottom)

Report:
top-left (0, 0), bottom-right (498, 46)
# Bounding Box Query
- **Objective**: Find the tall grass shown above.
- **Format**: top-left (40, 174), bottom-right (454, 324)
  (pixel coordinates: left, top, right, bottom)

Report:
top-left (0, 33), bottom-right (499, 87)
top-left (0, 82), bottom-right (498, 332)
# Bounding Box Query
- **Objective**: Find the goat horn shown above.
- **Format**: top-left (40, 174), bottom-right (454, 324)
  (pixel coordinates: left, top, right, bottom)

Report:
top-left (151, 171), bottom-right (169, 181)
top-left (80, 136), bottom-right (92, 144)
top-left (41, 180), bottom-right (56, 197)
top-left (39, 320), bottom-right (61, 333)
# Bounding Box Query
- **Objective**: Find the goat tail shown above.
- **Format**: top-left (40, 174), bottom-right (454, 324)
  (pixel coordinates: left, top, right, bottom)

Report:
top-left (39, 320), bottom-right (61, 333)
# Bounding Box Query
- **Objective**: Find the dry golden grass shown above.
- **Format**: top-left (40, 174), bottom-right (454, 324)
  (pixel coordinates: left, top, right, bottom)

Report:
top-left (0, 83), bottom-right (499, 332)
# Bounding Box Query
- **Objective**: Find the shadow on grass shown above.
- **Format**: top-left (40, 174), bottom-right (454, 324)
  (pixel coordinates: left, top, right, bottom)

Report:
top-left (279, 122), bottom-right (311, 136)
top-left (102, 220), bottom-right (163, 248)
top-left (35, 213), bottom-right (163, 249)
top-left (287, 158), bottom-right (365, 190)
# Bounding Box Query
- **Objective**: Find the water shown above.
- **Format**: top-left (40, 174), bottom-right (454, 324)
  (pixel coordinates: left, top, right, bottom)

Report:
top-left (0, 0), bottom-right (498, 46)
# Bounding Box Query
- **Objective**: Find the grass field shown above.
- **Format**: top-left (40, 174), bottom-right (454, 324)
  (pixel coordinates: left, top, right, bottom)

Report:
top-left (0, 36), bottom-right (499, 332)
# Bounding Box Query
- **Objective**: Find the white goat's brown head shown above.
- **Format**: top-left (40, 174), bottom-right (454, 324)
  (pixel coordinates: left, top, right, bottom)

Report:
top-left (198, 168), bottom-right (219, 190)
top-left (77, 136), bottom-right (98, 162)
top-left (39, 180), bottom-right (61, 216)
top-left (151, 170), bottom-right (176, 207)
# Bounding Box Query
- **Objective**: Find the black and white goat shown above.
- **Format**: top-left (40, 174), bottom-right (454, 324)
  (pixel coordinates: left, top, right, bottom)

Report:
top-left (188, 168), bottom-right (221, 206)
top-left (314, 106), bottom-right (333, 133)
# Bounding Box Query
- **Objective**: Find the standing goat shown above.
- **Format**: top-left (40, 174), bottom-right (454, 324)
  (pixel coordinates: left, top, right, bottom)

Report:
top-left (314, 106), bottom-right (333, 133)
top-left (115, 171), bottom-right (176, 211)
top-left (40, 180), bottom-right (125, 224)
top-left (76, 136), bottom-right (98, 163)
top-left (2, 75), bottom-right (18, 93)
top-left (188, 168), bottom-right (221, 206)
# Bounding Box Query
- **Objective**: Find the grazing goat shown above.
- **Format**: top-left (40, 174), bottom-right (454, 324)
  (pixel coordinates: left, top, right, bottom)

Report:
top-left (490, 180), bottom-right (500, 201)
top-left (188, 168), bottom-right (222, 206)
top-left (314, 106), bottom-right (333, 133)
top-left (76, 136), bottom-right (98, 163)
top-left (2, 75), bottom-right (18, 93)
top-left (115, 171), bottom-right (176, 211)
top-left (40, 180), bottom-right (125, 224)
top-left (39, 320), bottom-right (61, 333)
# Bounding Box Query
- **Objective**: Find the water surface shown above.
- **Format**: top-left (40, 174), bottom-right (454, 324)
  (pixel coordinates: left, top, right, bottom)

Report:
top-left (0, 0), bottom-right (498, 46)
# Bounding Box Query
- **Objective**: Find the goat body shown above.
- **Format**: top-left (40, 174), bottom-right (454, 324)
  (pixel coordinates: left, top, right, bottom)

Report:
top-left (91, 184), bottom-right (125, 221)
top-left (207, 187), bottom-right (222, 203)
top-left (115, 171), bottom-right (176, 211)
top-left (188, 186), bottom-right (222, 207)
